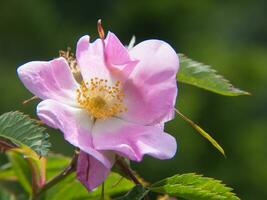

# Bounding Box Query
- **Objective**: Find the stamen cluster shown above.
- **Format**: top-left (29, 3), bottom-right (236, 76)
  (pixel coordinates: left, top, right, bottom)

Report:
top-left (77, 77), bottom-right (127, 119)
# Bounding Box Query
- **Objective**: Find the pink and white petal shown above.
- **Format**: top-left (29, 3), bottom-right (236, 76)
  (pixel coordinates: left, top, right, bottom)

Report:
top-left (108, 60), bottom-right (139, 82)
top-left (76, 35), bottom-right (112, 82)
top-left (77, 151), bottom-right (115, 191)
top-left (121, 40), bottom-right (179, 125)
top-left (17, 57), bottom-right (79, 106)
top-left (93, 117), bottom-right (177, 161)
top-left (76, 34), bottom-right (138, 83)
top-left (105, 32), bottom-right (139, 81)
top-left (105, 32), bottom-right (132, 65)
top-left (136, 129), bottom-right (177, 160)
top-left (37, 99), bottom-right (112, 168)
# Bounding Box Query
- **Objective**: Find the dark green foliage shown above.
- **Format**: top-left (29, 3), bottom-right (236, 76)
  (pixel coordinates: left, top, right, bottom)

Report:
top-left (177, 54), bottom-right (249, 96)
top-left (0, 111), bottom-right (51, 156)
top-left (150, 173), bottom-right (240, 200)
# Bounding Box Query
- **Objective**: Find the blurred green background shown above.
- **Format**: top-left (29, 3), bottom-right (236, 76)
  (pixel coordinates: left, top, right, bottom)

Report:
top-left (0, 0), bottom-right (267, 199)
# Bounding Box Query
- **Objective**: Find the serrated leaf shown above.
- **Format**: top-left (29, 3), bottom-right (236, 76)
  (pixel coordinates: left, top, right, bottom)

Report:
top-left (149, 173), bottom-right (240, 200)
top-left (0, 111), bottom-right (51, 156)
top-left (116, 185), bottom-right (148, 200)
top-left (177, 54), bottom-right (250, 96)
top-left (175, 109), bottom-right (225, 156)
top-left (42, 154), bottom-right (135, 200)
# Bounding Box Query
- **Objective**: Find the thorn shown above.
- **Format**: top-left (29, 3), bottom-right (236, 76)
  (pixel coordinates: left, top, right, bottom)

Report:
top-left (97, 19), bottom-right (105, 39)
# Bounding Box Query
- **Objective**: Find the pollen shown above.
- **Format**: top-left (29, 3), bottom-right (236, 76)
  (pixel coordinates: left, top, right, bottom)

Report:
top-left (76, 77), bottom-right (127, 120)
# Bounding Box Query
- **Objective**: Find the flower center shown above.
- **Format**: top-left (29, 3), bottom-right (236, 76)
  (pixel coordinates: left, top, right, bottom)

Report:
top-left (76, 77), bottom-right (127, 120)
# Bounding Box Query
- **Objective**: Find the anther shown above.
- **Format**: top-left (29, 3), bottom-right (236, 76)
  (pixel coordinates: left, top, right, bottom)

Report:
top-left (76, 77), bottom-right (127, 119)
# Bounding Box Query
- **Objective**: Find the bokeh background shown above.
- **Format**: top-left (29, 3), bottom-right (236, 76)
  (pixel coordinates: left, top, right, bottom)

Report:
top-left (0, 0), bottom-right (267, 199)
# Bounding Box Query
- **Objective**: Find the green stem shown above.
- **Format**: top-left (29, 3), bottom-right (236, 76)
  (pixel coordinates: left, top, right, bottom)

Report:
top-left (101, 182), bottom-right (105, 200)
top-left (27, 158), bottom-right (39, 198)
top-left (115, 157), bottom-right (150, 200)
top-left (115, 158), bottom-right (141, 185)
top-left (32, 151), bottom-right (79, 200)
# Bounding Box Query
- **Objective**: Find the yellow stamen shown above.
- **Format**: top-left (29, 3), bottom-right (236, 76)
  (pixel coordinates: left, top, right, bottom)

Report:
top-left (77, 77), bottom-right (127, 120)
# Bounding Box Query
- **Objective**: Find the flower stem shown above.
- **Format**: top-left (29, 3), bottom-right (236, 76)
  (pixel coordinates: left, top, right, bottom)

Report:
top-left (32, 151), bottom-right (79, 200)
top-left (115, 158), bottom-right (150, 200)
top-left (115, 158), bottom-right (141, 185)
top-left (101, 182), bottom-right (105, 200)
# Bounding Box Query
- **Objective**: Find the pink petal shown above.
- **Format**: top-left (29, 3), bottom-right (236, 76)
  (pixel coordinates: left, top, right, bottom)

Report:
top-left (76, 35), bottom-right (112, 81)
top-left (37, 99), bottom-right (112, 168)
top-left (121, 40), bottom-right (179, 125)
top-left (93, 117), bottom-right (177, 161)
top-left (76, 34), bottom-right (138, 83)
top-left (77, 151), bottom-right (114, 191)
top-left (105, 31), bottom-right (132, 65)
top-left (105, 32), bottom-right (139, 81)
top-left (17, 57), bottom-right (78, 106)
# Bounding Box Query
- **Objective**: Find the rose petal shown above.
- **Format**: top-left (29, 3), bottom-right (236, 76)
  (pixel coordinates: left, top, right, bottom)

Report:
top-left (17, 57), bottom-right (78, 106)
top-left (105, 32), bottom-right (131, 65)
top-left (76, 33), bottom-right (138, 83)
top-left (93, 117), bottom-right (177, 161)
top-left (76, 35), bottom-right (111, 81)
top-left (77, 151), bottom-right (114, 191)
top-left (37, 99), bottom-right (112, 168)
top-left (105, 32), bottom-right (139, 81)
top-left (121, 40), bottom-right (179, 125)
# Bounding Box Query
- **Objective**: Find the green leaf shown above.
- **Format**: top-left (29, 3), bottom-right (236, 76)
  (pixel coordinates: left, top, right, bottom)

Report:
top-left (116, 185), bottom-right (148, 200)
top-left (44, 173), bottom-right (135, 200)
top-left (6, 151), bottom-right (32, 194)
top-left (149, 173), bottom-right (240, 200)
top-left (0, 153), bottom-right (134, 199)
top-left (43, 154), bottom-right (135, 200)
top-left (0, 111), bottom-right (51, 156)
top-left (42, 174), bottom-right (89, 200)
top-left (0, 163), bottom-right (28, 199)
top-left (0, 187), bottom-right (16, 200)
top-left (177, 54), bottom-right (250, 96)
top-left (175, 109), bottom-right (225, 156)
top-left (46, 153), bottom-right (70, 180)
top-left (0, 163), bottom-right (16, 181)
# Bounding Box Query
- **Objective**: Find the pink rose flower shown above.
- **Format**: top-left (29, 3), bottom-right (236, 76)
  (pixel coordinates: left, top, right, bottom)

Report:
top-left (17, 31), bottom-right (179, 190)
